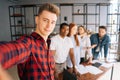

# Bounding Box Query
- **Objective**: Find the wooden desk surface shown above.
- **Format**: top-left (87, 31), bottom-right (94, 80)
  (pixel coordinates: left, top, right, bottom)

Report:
top-left (66, 63), bottom-right (113, 80)
top-left (77, 66), bottom-right (112, 80)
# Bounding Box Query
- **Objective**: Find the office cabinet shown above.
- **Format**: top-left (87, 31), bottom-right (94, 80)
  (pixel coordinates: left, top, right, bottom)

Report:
top-left (72, 3), bottom-right (100, 32)
top-left (9, 5), bottom-right (40, 40)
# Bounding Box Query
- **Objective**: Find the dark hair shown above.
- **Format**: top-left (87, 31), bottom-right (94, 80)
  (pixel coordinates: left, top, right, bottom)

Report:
top-left (99, 26), bottom-right (107, 31)
top-left (60, 23), bottom-right (69, 30)
top-left (38, 3), bottom-right (60, 17)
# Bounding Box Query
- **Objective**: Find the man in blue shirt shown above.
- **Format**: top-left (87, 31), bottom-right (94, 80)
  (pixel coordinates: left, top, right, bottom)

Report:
top-left (90, 26), bottom-right (110, 62)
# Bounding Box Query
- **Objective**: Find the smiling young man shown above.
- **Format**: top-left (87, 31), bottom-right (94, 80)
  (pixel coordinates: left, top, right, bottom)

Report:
top-left (50, 23), bottom-right (77, 80)
top-left (0, 3), bottom-right (60, 80)
top-left (90, 26), bottom-right (110, 62)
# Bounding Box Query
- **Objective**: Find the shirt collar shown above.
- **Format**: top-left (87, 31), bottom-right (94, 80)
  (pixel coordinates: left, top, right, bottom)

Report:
top-left (30, 32), bottom-right (51, 47)
top-left (58, 34), bottom-right (67, 40)
top-left (31, 32), bottom-right (43, 40)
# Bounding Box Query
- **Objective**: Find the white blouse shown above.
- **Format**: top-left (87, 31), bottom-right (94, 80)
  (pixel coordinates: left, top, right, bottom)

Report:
top-left (66, 35), bottom-right (81, 67)
top-left (79, 35), bottom-right (92, 58)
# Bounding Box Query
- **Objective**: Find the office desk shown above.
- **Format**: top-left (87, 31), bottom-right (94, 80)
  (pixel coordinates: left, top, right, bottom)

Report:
top-left (112, 62), bottom-right (120, 80)
top-left (77, 66), bottom-right (112, 80)
top-left (66, 63), bottom-right (113, 80)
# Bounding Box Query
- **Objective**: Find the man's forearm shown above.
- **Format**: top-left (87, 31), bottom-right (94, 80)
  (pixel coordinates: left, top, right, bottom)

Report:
top-left (70, 55), bottom-right (76, 68)
top-left (69, 49), bottom-right (76, 67)
top-left (0, 42), bottom-right (30, 69)
top-left (104, 44), bottom-right (109, 58)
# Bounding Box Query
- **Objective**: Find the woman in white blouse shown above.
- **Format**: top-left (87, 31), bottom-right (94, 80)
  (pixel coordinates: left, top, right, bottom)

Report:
top-left (66, 23), bottom-right (81, 68)
top-left (78, 25), bottom-right (93, 64)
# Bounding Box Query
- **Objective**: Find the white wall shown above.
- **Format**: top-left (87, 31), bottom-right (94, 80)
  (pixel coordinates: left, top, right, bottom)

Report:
top-left (0, 0), bottom-right (13, 41)
top-left (0, 1), bottom-right (20, 80)
top-left (7, 66), bottom-right (19, 80)
top-left (17, 0), bottom-right (110, 33)
top-left (19, 0), bottom-right (109, 4)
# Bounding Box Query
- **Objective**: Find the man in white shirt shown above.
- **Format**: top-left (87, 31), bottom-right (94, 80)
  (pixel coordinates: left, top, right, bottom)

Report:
top-left (50, 23), bottom-right (77, 80)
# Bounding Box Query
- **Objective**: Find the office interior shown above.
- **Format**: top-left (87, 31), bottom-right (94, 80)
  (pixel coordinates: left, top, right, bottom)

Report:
top-left (0, 0), bottom-right (120, 80)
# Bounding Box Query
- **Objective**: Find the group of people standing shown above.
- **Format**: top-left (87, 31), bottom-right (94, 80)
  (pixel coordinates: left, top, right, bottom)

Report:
top-left (50, 23), bottom-right (110, 80)
top-left (50, 23), bottom-right (92, 80)
top-left (50, 22), bottom-right (110, 80)
top-left (0, 3), bottom-right (110, 80)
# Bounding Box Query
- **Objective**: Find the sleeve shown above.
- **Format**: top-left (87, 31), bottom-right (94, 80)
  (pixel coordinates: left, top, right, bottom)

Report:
top-left (107, 35), bottom-right (111, 44)
top-left (90, 34), bottom-right (98, 45)
top-left (50, 37), bottom-right (56, 50)
top-left (104, 35), bottom-right (110, 57)
top-left (0, 36), bottom-right (31, 69)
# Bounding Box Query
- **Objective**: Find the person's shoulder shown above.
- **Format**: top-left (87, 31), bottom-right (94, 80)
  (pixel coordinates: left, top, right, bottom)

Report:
top-left (67, 37), bottom-right (73, 43)
top-left (77, 35), bottom-right (80, 37)
top-left (15, 34), bottom-right (33, 44)
top-left (105, 34), bottom-right (109, 37)
top-left (84, 35), bottom-right (89, 38)
top-left (65, 36), bottom-right (71, 40)
top-left (68, 36), bottom-right (74, 40)
top-left (51, 34), bottom-right (59, 40)
top-left (90, 33), bottom-right (97, 38)
top-left (92, 33), bottom-right (98, 36)
top-left (18, 34), bottom-right (32, 40)
top-left (104, 34), bottom-right (110, 39)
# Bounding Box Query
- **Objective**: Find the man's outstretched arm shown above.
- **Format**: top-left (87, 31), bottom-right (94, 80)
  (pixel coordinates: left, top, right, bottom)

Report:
top-left (0, 36), bottom-right (31, 69)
